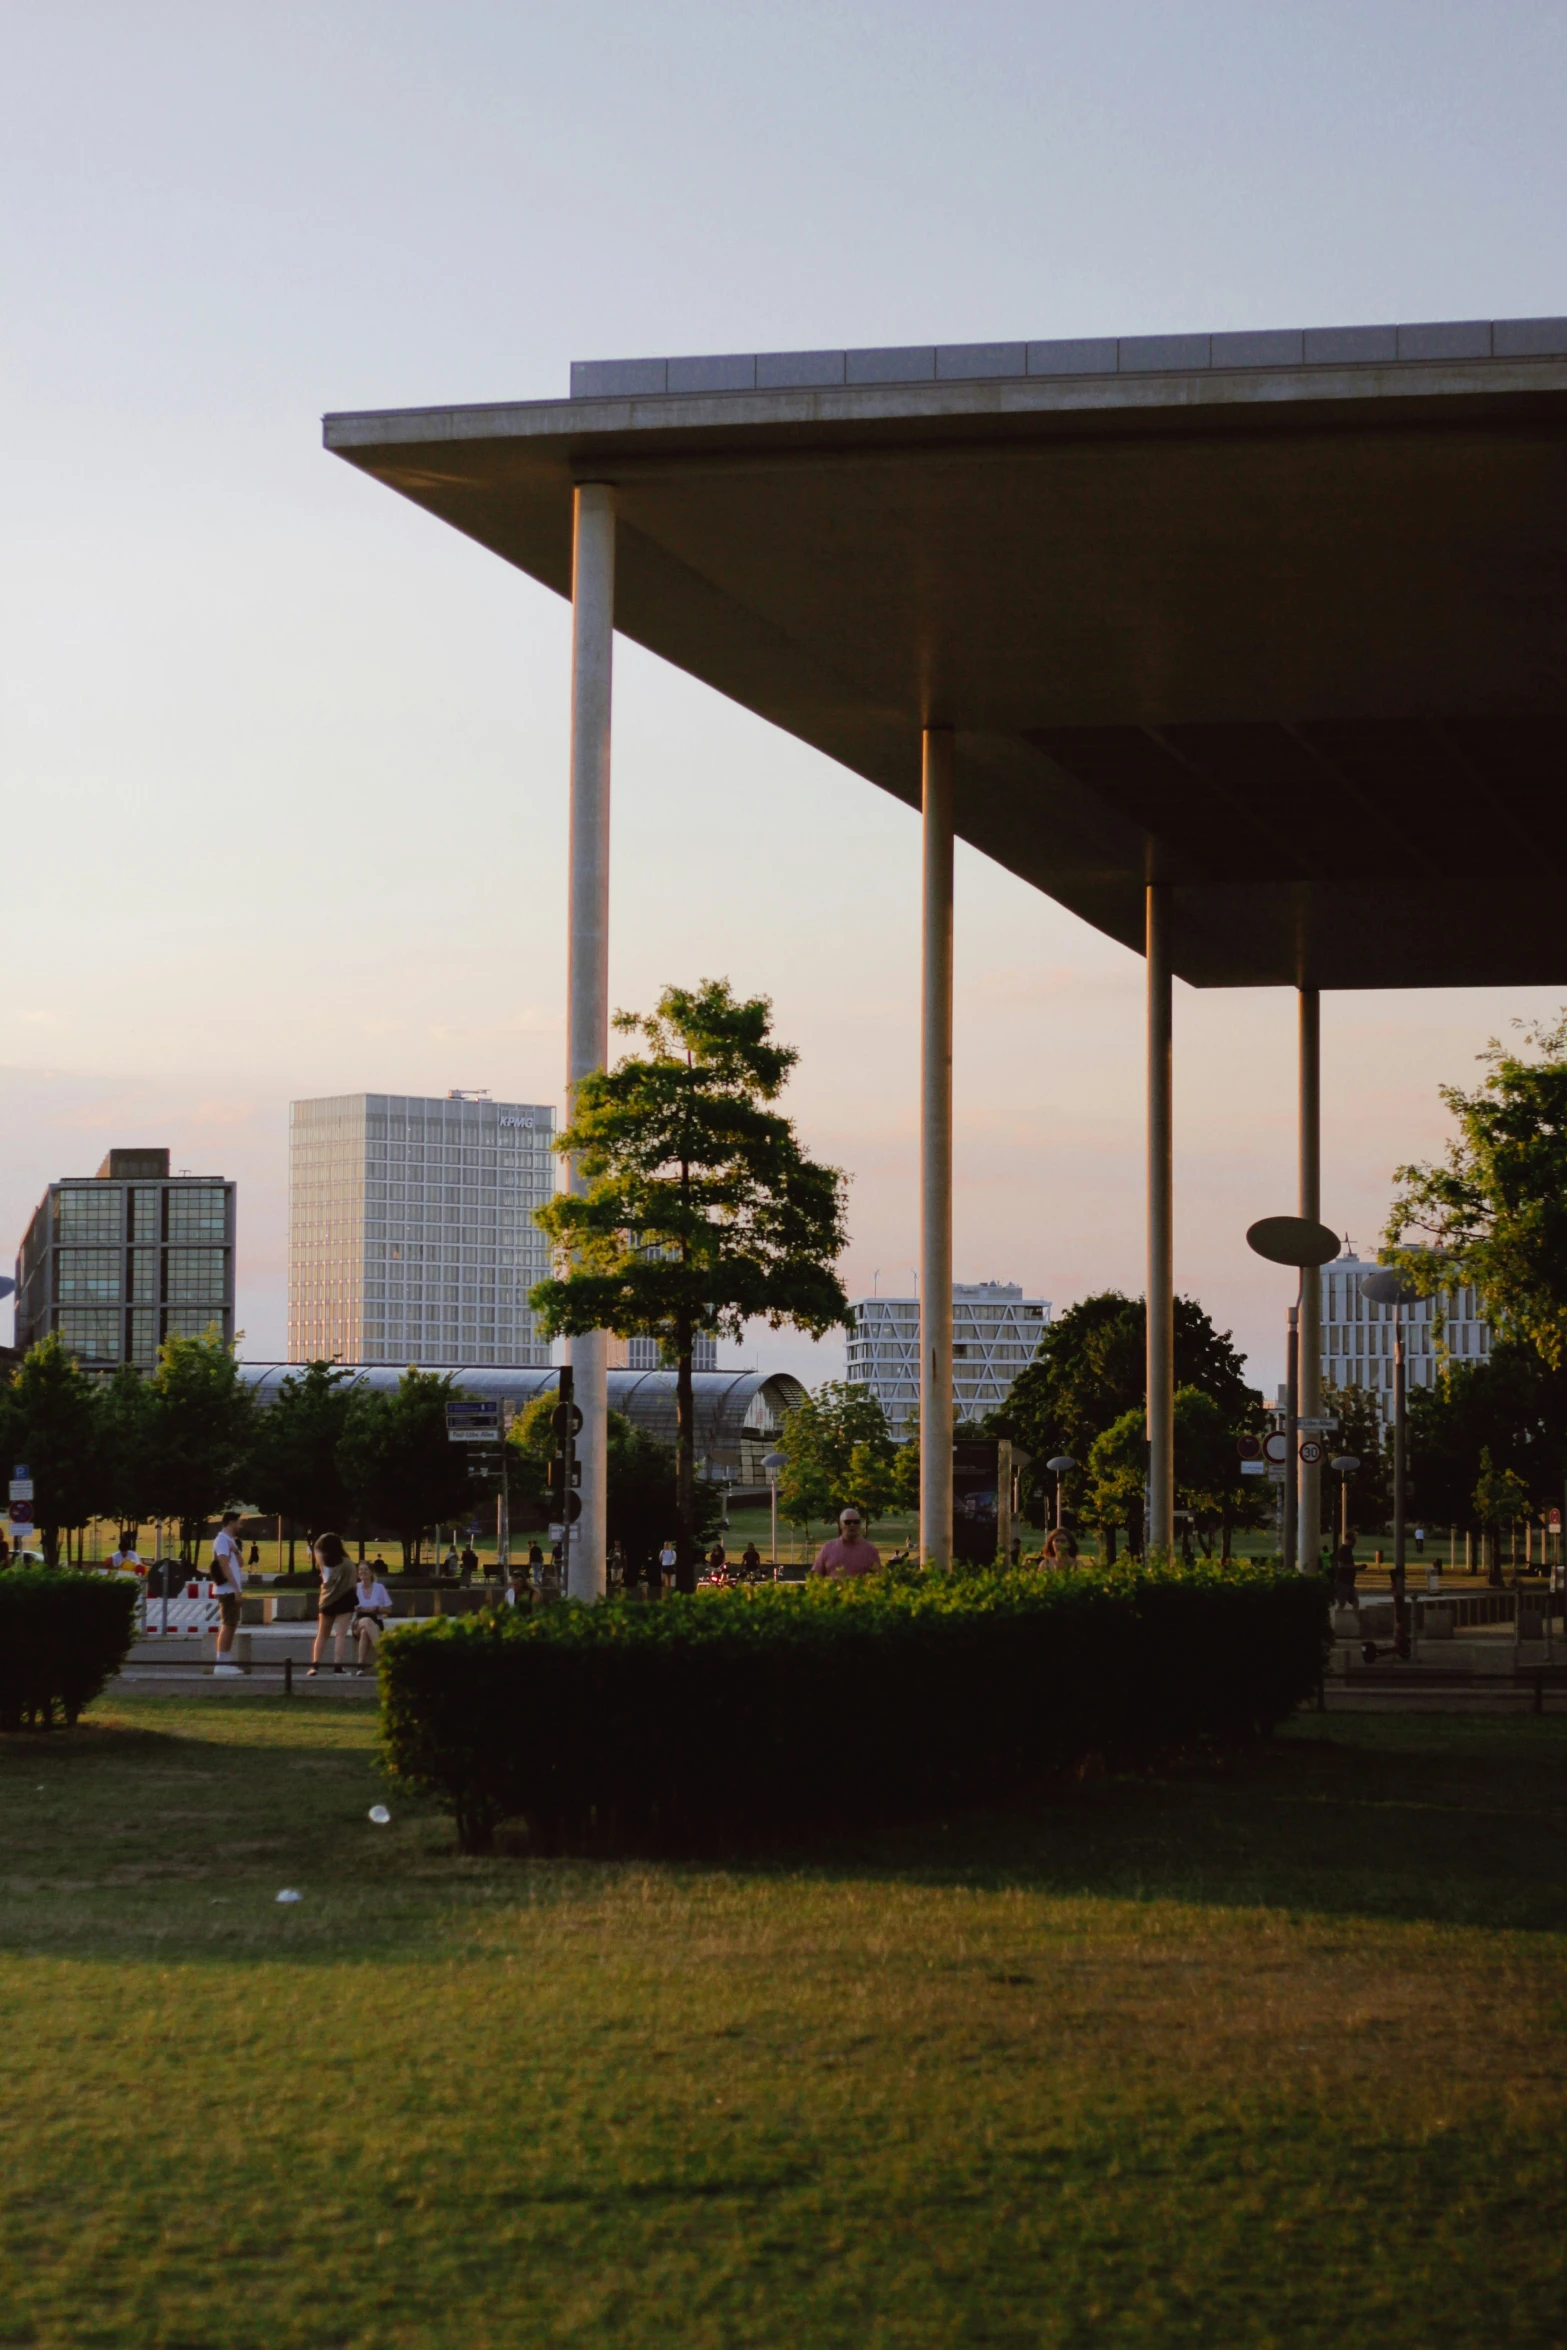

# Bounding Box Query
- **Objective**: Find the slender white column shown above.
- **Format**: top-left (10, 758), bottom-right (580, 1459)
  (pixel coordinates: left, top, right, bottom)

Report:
top-left (566, 482), bottom-right (615, 1602)
top-left (1146, 884), bottom-right (1174, 1554)
top-left (919, 729), bottom-right (955, 1570)
top-left (1298, 987), bottom-right (1322, 1572)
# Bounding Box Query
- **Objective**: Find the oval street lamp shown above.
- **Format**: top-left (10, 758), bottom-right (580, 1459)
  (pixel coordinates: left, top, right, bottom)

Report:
top-left (762, 1450), bottom-right (788, 1568)
top-left (1246, 1215), bottom-right (1343, 1572)
top-left (1045, 1454), bottom-right (1076, 1534)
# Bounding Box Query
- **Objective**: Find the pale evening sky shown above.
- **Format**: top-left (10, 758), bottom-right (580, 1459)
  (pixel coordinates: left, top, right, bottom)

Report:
top-left (4, 1), bottom-right (1565, 1389)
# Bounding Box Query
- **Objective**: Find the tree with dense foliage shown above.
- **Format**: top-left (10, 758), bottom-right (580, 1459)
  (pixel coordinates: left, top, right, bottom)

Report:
top-left (1386, 1013), bottom-right (1567, 1368)
top-left (249, 1362), bottom-right (363, 1551)
top-left (96, 1363), bottom-right (162, 1548)
top-left (1320, 1385), bottom-right (1393, 1549)
top-left (338, 1370), bottom-right (476, 1571)
top-left (1082, 1383), bottom-right (1266, 1561)
top-left (0, 1338), bottom-right (101, 1565)
top-left (1404, 1338), bottom-right (1567, 1547)
top-left (507, 1397), bottom-right (721, 1570)
top-left (531, 981), bottom-right (849, 1591)
top-left (776, 1382), bottom-right (900, 1537)
top-left (991, 1290), bottom-right (1256, 1512)
top-left (144, 1331), bottom-right (258, 1560)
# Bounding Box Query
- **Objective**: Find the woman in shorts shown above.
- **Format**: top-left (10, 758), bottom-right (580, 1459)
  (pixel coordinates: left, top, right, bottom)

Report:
top-left (307, 1531), bottom-right (357, 1676)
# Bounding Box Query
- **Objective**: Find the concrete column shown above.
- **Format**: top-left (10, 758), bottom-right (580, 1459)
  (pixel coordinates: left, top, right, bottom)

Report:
top-left (566, 482), bottom-right (615, 1602)
top-left (1146, 884), bottom-right (1174, 1554)
top-left (1297, 987), bottom-right (1322, 1571)
top-left (919, 728), bottom-right (955, 1570)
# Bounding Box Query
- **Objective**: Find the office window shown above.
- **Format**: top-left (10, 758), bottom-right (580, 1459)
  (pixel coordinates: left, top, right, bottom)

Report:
top-left (56, 1308), bottom-right (120, 1359)
top-left (165, 1249), bottom-right (227, 1304)
top-left (167, 1188), bottom-right (227, 1243)
top-left (129, 1310), bottom-right (159, 1367)
top-left (129, 1250), bottom-right (160, 1302)
top-left (164, 1307), bottom-right (223, 1341)
top-left (57, 1249), bottom-right (122, 1303)
top-left (130, 1188), bottom-right (163, 1242)
top-left (57, 1190), bottom-right (122, 1244)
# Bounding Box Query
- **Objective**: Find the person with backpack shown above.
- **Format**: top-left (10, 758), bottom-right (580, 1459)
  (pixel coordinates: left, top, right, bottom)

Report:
top-left (211, 1510), bottom-right (247, 1678)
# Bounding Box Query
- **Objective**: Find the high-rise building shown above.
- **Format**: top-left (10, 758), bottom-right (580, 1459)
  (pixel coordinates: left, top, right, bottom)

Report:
top-left (288, 1092), bottom-right (555, 1366)
top-left (15, 1148), bottom-right (235, 1370)
top-left (1319, 1246), bottom-right (1490, 1420)
top-left (846, 1281), bottom-right (1050, 1440)
top-left (624, 1334), bottom-right (717, 1372)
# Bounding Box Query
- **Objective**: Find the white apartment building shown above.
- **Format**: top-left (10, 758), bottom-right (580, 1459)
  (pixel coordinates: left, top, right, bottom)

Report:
top-left (1320, 1247), bottom-right (1490, 1417)
top-left (625, 1334), bottom-right (717, 1371)
top-left (289, 1092), bottom-right (555, 1367)
top-left (846, 1281), bottom-right (1050, 1440)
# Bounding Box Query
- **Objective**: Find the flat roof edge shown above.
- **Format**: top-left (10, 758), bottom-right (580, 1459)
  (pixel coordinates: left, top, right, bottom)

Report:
top-left (323, 345), bottom-right (1567, 451)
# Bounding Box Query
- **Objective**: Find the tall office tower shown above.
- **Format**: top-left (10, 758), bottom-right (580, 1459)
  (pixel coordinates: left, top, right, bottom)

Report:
top-left (846, 1281), bottom-right (1050, 1440)
top-left (626, 1334), bottom-right (717, 1372)
top-left (288, 1093), bottom-right (555, 1366)
top-left (1319, 1245), bottom-right (1490, 1421)
top-left (15, 1148), bottom-right (235, 1370)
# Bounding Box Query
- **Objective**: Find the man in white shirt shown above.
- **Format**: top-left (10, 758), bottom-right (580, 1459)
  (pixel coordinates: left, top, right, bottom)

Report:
top-left (211, 1510), bottom-right (246, 1677)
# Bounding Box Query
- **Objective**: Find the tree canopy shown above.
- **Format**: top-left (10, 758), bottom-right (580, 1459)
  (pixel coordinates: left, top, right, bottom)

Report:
top-left (249, 1362), bottom-right (363, 1542)
top-left (532, 979), bottom-right (848, 1588)
top-left (1386, 1013), bottom-right (1567, 1368)
top-left (775, 1382), bottom-right (900, 1535)
top-left (990, 1290), bottom-right (1256, 1474)
top-left (336, 1370), bottom-right (475, 1570)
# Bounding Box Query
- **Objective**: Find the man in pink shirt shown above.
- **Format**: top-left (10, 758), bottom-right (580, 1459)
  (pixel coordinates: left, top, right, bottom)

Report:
top-left (812, 1509), bottom-right (882, 1579)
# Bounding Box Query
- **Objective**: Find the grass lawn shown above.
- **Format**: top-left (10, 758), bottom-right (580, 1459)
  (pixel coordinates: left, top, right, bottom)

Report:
top-left (0, 1699), bottom-right (1562, 2348)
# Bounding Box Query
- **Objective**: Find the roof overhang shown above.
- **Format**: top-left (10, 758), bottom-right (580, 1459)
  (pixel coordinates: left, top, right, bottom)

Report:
top-left (325, 320), bottom-right (1567, 989)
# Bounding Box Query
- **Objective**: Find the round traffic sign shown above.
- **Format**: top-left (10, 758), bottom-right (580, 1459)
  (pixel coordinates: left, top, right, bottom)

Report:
top-left (1298, 1438), bottom-right (1326, 1467)
top-left (1261, 1431), bottom-right (1288, 1465)
top-left (1236, 1433), bottom-right (1262, 1461)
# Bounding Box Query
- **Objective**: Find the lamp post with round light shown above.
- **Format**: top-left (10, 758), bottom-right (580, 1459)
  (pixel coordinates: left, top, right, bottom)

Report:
top-left (1329, 1453), bottom-right (1361, 1553)
top-left (1358, 1268), bottom-right (1420, 1587)
top-left (1045, 1454), bottom-right (1076, 1539)
top-left (762, 1450), bottom-right (787, 1569)
top-left (1245, 1215), bottom-right (1343, 1573)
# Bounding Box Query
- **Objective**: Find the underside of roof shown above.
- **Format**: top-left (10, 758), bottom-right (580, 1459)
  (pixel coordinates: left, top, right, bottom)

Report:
top-left (325, 322), bottom-right (1567, 989)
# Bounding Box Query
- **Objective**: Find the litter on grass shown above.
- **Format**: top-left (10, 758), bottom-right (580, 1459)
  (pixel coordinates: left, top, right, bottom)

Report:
top-left (368, 1805), bottom-right (391, 1825)
top-left (275, 1889), bottom-right (303, 1904)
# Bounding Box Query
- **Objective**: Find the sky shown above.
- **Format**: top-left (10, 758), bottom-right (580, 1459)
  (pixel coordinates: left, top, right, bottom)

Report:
top-left (3, 0), bottom-right (1565, 1390)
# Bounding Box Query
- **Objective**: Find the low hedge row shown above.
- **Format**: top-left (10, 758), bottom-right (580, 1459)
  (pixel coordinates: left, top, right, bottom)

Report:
top-left (378, 1562), bottom-right (1328, 1853)
top-left (0, 1571), bottom-right (140, 1730)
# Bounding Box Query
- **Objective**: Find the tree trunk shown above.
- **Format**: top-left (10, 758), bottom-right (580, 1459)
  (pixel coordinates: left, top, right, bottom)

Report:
top-left (1103, 1522), bottom-right (1117, 1564)
top-left (675, 1307), bottom-right (697, 1594)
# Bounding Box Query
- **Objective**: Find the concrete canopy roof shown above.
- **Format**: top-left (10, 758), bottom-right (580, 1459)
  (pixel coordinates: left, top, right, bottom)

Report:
top-left (325, 317), bottom-right (1567, 990)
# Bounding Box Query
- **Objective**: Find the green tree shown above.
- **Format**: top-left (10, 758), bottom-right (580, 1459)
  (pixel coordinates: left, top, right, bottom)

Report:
top-left (0, 1337), bottom-right (102, 1565)
top-left (508, 1398), bottom-right (721, 1570)
top-left (249, 1362), bottom-right (363, 1550)
top-left (1172, 1386), bottom-right (1270, 1561)
top-left (1404, 1339), bottom-right (1566, 1542)
top-left (145, 1331), bottom-right (257, 1562)
top-left (1473, 1446), bottom-right (1532, 1584)
top-left (337, 1370), bottom-right (476, 1572)
top-left (97, 1363), bottom-right (161, 1547)
top-left (532, 981), bottom-right (849, 1592)
top-left (991, 1290), bottom-right (1256, 1515)
top-left (1323, 1385), bottom-right (1393, 1549)
top-left (776, 1382), bottom-right (899, 1540)
top-left (1386, 1012), bottom-right (1567, 1368)
top-left (1084, 1406), bottom-right (1147, 1558)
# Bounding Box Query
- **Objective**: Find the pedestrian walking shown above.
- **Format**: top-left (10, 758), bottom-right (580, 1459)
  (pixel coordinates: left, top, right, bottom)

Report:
top-left (211, 1510), bottom-right (246, 1677)
top-left (350, 1562), bottom-right (393, 1673)
top-left (459, 1543), bottom-right (479, 1585)
top-left (307, 1532), bottom-right (358, 1676)
top-left (811, 1509), bottom-right (882, 1579)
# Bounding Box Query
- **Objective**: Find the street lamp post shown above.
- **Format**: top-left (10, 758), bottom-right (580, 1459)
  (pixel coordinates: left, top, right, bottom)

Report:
top-left (1360, 1269), bottom-right (1420, 1590)
top-left (1329, 1454), bottom-right (1361, 1551)
top-left (1246, 1216), bottom-right (1343, 1574)
top-left (1045, 1455), bottom-right (1076, 1535)
top-left (762, 1450), bottom-right (787, 1568)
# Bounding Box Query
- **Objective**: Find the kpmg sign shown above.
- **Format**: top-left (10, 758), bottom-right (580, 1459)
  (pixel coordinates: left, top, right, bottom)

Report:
top-left (499, 1114), bottom-right (536, 1130)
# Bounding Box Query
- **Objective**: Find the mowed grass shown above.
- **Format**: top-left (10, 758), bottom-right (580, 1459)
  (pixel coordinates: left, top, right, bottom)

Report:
top-left (0, 1699), bottom-right (1562, 2349)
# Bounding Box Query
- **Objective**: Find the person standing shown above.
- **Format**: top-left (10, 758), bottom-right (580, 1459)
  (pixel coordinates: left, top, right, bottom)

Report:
top-left (459, 1542), bottom-right (479, 1586)
top-left (811, 1509), bottom-right (882, 1579)
top-left (211, 1510), bottom-right (246, 1678)
top-left (307, 1531), bottom-right (357, 1676)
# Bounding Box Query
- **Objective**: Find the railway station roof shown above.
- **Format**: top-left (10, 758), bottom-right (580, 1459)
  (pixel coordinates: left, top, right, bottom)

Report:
top-left (325, 316), bottom-right (1567, 991)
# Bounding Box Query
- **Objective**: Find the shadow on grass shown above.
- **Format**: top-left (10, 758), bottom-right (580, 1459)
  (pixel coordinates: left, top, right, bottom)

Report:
top-left (0, 1704), bottom-right (1561, 1965)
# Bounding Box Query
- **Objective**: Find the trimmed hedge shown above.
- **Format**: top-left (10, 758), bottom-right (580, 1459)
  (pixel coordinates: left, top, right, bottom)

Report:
top-left (378, 1562), bottom-right (1328, 1853)
top-left (0, 1570), bottom-right (140, 1730)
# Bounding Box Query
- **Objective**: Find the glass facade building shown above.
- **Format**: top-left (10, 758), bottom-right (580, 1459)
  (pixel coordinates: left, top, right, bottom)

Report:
top-left (288, 1093), bottom-right (555, 1366)
top-left (846, 1281), bottom-right (1051, 1440)
top-left (14, 1149), bottom-right (235, 1368)
top-left (1320, 1248), bottom-right (1490, 1421)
